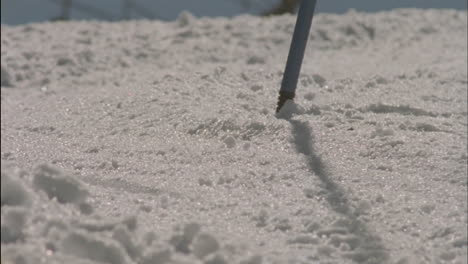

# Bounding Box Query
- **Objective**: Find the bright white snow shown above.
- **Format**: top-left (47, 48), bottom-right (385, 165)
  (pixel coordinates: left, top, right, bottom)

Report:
top-left (1, 9), bottom-right (467, 264)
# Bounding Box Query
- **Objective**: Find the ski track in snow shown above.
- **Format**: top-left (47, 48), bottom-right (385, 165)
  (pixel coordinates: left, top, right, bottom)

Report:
top-left (1, 9), bottom-right (467, 264)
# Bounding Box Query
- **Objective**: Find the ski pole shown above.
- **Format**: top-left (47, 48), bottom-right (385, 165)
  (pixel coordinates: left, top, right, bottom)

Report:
top-left (276, 0), bottom-right (317, 113)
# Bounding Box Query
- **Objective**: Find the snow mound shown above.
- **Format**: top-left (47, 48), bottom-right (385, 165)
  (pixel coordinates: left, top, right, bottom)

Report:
top-left (1, 164), bottom-right (238, 264)
top-left (191, 233), bottom-right (220, 259)
top-left (59, 230), bottom-right (133, 264)
top-left (1, 167), bottom-right (31, 207)
top-left (1, 207), bottom-right (28, 243)
top-left (33, 164), bottom-right (89, 204)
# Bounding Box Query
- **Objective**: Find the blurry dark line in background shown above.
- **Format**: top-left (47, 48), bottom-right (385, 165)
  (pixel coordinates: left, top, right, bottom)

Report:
top-left (130, 1), bottom-right (164, 20)
top-left (49, 0), bottom-right (116, 21)
top-left (48, 0), bottom-right (167, 22)
top-left (122, 0), bottom-right (131, 20)
top-left (262, 0), bottom-right (300, 16)
top-left (53, 0), bottom-right (71, 21)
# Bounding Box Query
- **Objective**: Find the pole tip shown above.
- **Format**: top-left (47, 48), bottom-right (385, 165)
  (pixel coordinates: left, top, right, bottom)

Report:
top-left (276, 91), bottom-right (295, 113)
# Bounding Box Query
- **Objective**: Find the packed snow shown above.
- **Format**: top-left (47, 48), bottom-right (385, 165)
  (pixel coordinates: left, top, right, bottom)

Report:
top-left (1, 9), bottom-right (467, 264)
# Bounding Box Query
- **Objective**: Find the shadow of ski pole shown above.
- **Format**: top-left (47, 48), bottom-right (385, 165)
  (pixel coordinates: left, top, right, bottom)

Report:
top-left (289, 119), bottom-right (389, 263)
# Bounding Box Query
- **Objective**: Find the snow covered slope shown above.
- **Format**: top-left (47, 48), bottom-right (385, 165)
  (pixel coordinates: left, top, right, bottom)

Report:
top-left (1, 9), bottom-right (467, 264)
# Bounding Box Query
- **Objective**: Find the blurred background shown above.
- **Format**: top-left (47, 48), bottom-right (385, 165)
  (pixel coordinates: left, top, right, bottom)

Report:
top-left (1, 0), bottom-right (467, 25)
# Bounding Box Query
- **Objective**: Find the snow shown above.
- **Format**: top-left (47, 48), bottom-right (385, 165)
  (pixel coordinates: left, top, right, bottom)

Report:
top-left (1, 9), bottom-right (467, 264)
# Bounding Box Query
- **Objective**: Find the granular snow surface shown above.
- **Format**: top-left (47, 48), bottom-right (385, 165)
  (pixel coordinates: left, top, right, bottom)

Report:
top-left (1, 9), bottom-right (467, 264)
